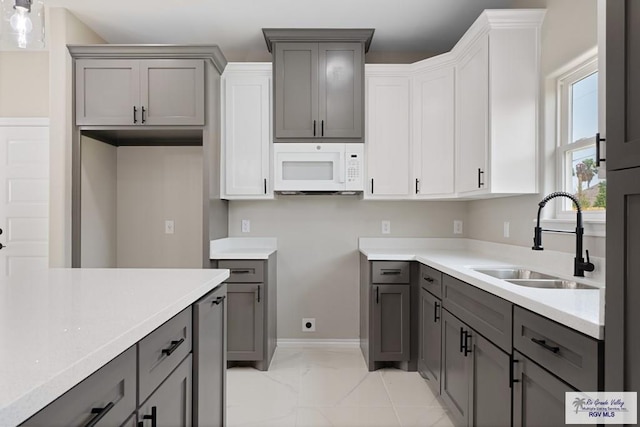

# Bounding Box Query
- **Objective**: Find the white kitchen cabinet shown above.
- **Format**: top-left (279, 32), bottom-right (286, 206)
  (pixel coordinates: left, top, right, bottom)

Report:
top-left (365, 69), bottom-right (411, 199)
top-left (412, 60), bottom-right (456, 198)
top-left (455, 11), bottom-right (543, 196)
top-left (221, 63), bottom-right (273, 199)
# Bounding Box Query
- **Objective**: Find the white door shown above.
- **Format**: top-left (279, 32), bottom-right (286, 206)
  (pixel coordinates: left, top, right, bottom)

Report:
top-left (0, 120), bottom-right (49, 277)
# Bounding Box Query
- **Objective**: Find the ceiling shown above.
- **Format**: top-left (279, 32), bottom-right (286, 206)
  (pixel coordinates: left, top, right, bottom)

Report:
top-left (45, 0), bottom-right (530, 61)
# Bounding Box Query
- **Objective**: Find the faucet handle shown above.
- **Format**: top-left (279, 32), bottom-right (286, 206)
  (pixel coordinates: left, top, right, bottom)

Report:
top-left (586, 250), bottom-right (590, 263)
top-left (583, 250), bottom-right (595, 272)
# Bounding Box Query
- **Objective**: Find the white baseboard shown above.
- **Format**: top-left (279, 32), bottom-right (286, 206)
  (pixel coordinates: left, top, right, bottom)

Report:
top-left (277, 339), bottom-right (360, 349)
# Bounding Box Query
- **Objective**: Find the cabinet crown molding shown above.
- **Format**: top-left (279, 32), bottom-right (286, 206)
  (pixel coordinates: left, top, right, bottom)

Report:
top-left (67, 44), bottom-right (228, 74)
top-left (262, 28), bottom-right (375, 53)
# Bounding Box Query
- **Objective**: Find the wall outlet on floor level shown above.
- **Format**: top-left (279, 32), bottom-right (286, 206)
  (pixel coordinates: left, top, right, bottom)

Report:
top-left (381, 220), bottom-right (391, 234)
top-left (453, 220), bottom-right (463, 235)
top-left (164, 220), bottom-right (174, 234)
top-left (241, 219), bottom-right (250, 233)
top-left (302, 318), bottom-right (316, 332)
top-left (504, 221), bottom-right (510, 238)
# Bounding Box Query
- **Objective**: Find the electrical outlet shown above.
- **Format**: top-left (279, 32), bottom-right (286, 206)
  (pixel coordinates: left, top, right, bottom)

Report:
top-left (164, 220), bottom-right (174, 234)
top-left (381, 220), bottom-right (391, 234)
top-left (241, 219), bottom-right (250, 233)
top-left (453, 220), bottom-right (463, 235)
top-left (302, 318), bottom-right (316, 332)
top-left (504, 221), bottom-right (510, 238)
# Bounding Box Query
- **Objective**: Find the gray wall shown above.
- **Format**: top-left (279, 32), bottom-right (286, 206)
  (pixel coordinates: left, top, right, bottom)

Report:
top-left (80, 136), bottom-right (117, 267)
top-left (467, 0), bottom-right (603, 257)
top-left (117, 146), bottom-right (203, 268)
top-left (228, 198), bottom-right (468, 339)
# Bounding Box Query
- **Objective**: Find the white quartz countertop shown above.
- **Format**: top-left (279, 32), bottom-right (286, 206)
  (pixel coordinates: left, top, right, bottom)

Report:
top-left (0, 268), bottom-right (229, 427)
top-left (359, 238), bottom-right (605, 340)
top-left (210, 237), bottom-right (277, 260)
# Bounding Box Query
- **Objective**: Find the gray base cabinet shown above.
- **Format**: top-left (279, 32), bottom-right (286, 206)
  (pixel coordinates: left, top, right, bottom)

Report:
top-left (218, 254), bottom-right (277, 371)
top-left (441, 310), bottom-right (472, 426)
top-left (418, 286), bottom-right (442, 392)
top-left (372, 284), bottom-right (410, 361)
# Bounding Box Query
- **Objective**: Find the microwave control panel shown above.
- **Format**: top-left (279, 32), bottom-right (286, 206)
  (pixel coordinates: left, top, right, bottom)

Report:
top-left (345, 144), bottom-right (364, 190)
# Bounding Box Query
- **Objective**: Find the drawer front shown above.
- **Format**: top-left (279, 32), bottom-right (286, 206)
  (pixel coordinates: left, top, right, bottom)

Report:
top-left (138, 306), bottom-right (192, 403)
top-left (442, 274), bottom-right (512, 352)
top-left (23, 346), bottom-right (136, 427)
top-left (371, 261), bottom-right (410, 284)
top-left (420, 264), bottom-right (442, 298)
top-left (513, 306), bottom-right (602, 391)
top-left (219, 260), bottom-right (265, 283)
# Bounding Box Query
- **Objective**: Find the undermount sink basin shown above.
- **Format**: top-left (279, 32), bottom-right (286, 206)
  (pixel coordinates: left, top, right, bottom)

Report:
top-left (472, 268), bottom-right (598, 290)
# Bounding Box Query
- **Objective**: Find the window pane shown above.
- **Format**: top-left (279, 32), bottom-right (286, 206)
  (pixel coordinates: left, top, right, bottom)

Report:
top-left (571, 72), bottom-right (598, 143)
top-left (567, 145), bottom-right (606, 210)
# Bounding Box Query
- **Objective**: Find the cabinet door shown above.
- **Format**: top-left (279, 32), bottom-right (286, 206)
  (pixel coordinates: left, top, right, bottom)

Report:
top-left (139, 60), bottom-right (205, 126)
top-left (605, 168), bottom-right (640, 393)
top-left (139, 354), bottom-right (192, 427)
top-left (441, 310), bottom-right (471, 427)
top-left (193, 285), bottom-right (227, 427)
top-left (418, 287), bottom-right (442, 394)
top-left (470, 333), bottom-right (511, 427)
top-left (365, 76), bottom-right (411, 198)
top-left (456, 34), bottom-right (489, 194)
top-left (318, 43), bottom-right (363, 139)
top-left (274, 43), bottom-right (319, 139)
top-left (223, 71), bottom-right (271, 198)
top-left (75, 59), bottom-right (140, 126)
top-left (372, 284), bottom-right (410, 361)
top-left (606, 1), bottom-right (640, 170)
top-left (513, 351), bottom-right (584, 427)
top-left (413, 66), bottom-right (455, 197)
top-left (227, 283), bottom-right (264, 361)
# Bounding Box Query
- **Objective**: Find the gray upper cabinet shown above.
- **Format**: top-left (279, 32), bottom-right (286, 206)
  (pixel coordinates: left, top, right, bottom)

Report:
top-left (265, 29), bottom-right (373, 142)
top-left (75, 59), bottom-right (205, 126)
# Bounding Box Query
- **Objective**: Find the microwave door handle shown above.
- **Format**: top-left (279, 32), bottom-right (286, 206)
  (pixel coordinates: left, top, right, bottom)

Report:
top-left (338, 151), bottom-right (346, 184)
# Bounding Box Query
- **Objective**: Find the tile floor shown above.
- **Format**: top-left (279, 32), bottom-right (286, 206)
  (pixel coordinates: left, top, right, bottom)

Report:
top-left (226, 347), bottom-right (455, 427)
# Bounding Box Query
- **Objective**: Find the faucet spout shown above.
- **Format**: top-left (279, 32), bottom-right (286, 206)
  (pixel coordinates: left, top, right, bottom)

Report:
top-left (532, 192), bottom-right (595, 277)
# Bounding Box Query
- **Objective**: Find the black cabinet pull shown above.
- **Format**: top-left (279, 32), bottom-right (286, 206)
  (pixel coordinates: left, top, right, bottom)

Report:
top-left (423, 276), bottom-right (435, 283)
top-left (257, 285), bottom-right (261, 303)
top-left (0, 243), bottom-right (5, 250)
top-left (596, 132), bottom-right (606, 167)
top-left (313, 120), bottom-right (316, 136)
top-left (478, 168), bottom-right (485, 188)
top-left (510, 358), bottom-right (520, 387)
top-left (434, 301), bottom-right (440, 322)
top-left (143, 406), bottom-right (157, 427)
top-left (531, 338), bottom-right (560, 353)
top-left (141, 106), bottom-right (146, 124)
top-left (264, 178), bottom-right (267, 194)
top-left (415, 178), bottom-right (420, 194)
top-left (133, 106), bottom-right (138, 124)
top-left (460, 327), bottom-right (465, 353)
top-left (161, 338), bottom-right (184, 356)
top-left (231, 269), bottom-right (252, 274)
top-left (463, 331), bottom-right (472, 356)
top-left (376, 286), bottom-right (379, 304)
top-left (371, 178), bottom-right (374, 194)
top-left (84, 401), bottom-right (115, 427)
top-left (381, 270), bottom-right (401, 275)
top-left (212, 296), bottom-right (225, 305)
top-left (321, 120), bottom-right (324, 137)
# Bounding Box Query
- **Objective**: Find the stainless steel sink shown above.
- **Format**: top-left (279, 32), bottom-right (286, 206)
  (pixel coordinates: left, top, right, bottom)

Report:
top-left (472, 268), bottom-right (556, 280)
top-left (505, 279), bottom-right (598, 290)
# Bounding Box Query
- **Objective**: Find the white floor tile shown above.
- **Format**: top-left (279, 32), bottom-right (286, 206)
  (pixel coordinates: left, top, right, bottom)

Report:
top-left (380, 368), bottom-right (442, 407)
top-left (296, 406), bottom-right (401, 427)
top-left (394, 406), bottom-right (456, 427)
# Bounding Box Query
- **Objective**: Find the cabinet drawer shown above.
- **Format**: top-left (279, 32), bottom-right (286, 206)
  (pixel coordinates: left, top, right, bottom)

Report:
top-left (442, 274), bottom-right (512, 352)
top-left (420, 264), bottom-right (442, 298)
top-left (513, 306), bottom-right (602, 391)
top-left (219, 260), bottom-right (265, 283)
top-left (23, 346), bottom-right (136, 427)
top-left (138, 307), bottom-right (192, 404)
top-left (371, 261), bottom-right (410, 284)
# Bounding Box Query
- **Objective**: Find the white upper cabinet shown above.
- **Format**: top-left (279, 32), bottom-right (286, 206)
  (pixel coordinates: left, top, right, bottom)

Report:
top-left (221, 63), bottom-right (273, 199)
top-left (365, 70), bottom-right (411, 199)
top-left (412, 61), bottom-right (456, 198)
top-left (455, 11), bottom-right (544, 196)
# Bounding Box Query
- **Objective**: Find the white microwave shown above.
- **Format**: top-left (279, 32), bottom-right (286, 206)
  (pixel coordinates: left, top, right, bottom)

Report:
top-left (273, 143), bottom-right (364, 194)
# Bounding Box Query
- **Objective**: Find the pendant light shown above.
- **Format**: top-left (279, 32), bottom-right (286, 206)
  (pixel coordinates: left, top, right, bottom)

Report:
top-left (1, 0), bottom-right (45, 49)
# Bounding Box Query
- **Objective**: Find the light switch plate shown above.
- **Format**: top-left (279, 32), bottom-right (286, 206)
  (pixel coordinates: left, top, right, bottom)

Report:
top-left (241, 219), bottom-right (250, 233)
top-left (504, 221), bottom-right (510, 238)
top-left (453, 220), bottom-right (463, 235)
top-left (164, 220), bottom-right (174, 234)
top-left (381, 220), bottom-right (391, 234)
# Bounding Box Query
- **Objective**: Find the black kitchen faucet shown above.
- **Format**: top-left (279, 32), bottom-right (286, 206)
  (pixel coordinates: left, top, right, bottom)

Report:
top-left (532, 191), bottom-right (595, 277)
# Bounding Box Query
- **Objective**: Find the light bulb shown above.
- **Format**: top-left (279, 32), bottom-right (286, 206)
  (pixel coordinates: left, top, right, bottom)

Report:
top-left (9, 6), bottom-right (33, 49)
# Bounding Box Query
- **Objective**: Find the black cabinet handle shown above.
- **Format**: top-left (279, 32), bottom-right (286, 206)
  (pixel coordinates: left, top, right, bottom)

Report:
top-left (478, 168), bottom-right (485, 188)
top-left (434, 301), bottom-right (440, 322)
top-left (371, 178), bottom-right (374, 194)
top-left (381, 270), bottom-right (401, 275)
top-left (464, 331), bottom-right (472, 356)
top-left (231, 269), bottom-right (252, 274)
top-left (376, 286), bottom-right (379, 304)
top-left (141, 106), bottom-right (146, 124)
top-left (133, 106), bottom-right (138, 124)
top-left (161, 338), bottom-right (184, 356)
top-left (510, 358), bottom-right (520, 387)
top-left (531, 338), bottom-right (560, 353)
top-left (143, 406), bottom-right (157, 427)
top-left (212, 296), bottom-right (225, 305)
top-left (460, 327), bottom-right (465, 353)
top-left (423, 276), bottom-right (435, 283)
top-left (264, 178), bottom-right (267, 194)
top-left (0, 243), bottom-right (5, 250)
top-left (596, 132), bottom-right (606, 167)
top-left (415, 178), bottom-right (420, 194)
top-left (313, 120), bottom-right (316, 136)
top-left (0, 227), bottom-right (3, 235)
top-left (321, 120), bottom-right (324, 137)
top-left (257, 285), bottom-right (261, 303)
top-left (84, 401), bottom-right (115, 427)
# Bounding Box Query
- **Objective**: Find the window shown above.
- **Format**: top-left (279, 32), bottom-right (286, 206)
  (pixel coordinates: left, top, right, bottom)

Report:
top-left (557, 56), bottom-right (605, 217)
